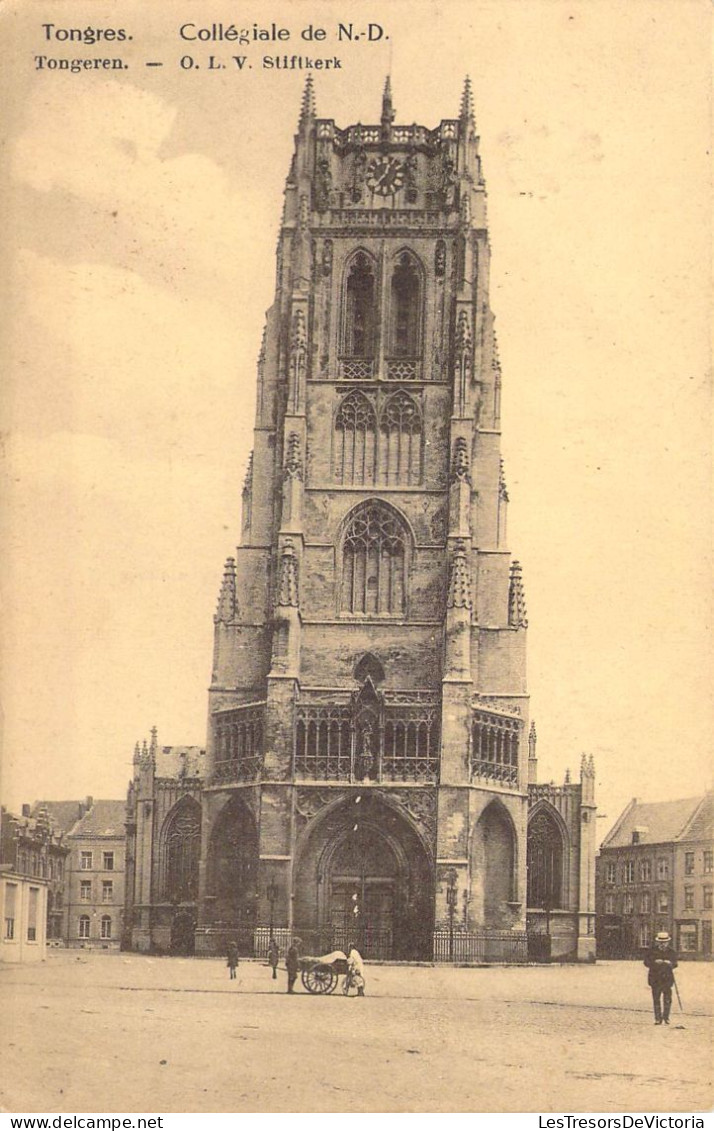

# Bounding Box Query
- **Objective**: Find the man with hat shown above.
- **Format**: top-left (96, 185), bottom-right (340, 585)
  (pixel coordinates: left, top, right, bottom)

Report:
top-left (643, 931), bottom-right (678, 1025)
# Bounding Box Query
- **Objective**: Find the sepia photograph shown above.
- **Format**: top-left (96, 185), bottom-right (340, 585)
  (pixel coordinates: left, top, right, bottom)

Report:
top-left (1, 0), bottom-right (711, 1117)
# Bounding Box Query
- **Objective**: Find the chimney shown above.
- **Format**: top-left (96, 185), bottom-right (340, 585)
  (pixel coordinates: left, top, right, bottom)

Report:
top-left (85, 796), bottom-right (93, 811)
top-left (22, 804), bottom-right (31, 818)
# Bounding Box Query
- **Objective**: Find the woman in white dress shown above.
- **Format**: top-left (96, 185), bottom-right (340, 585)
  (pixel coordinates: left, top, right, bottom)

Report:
top-left (343, 943), bottom-right (366, 996)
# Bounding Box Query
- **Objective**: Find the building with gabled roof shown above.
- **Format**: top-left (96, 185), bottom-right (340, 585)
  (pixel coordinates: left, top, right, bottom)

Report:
top-left (33, 800), bottom-right (89, 836)
top-left (63, 798), bottom-right (126, 949)
top-left (597, 792), bottom-right (713, 958)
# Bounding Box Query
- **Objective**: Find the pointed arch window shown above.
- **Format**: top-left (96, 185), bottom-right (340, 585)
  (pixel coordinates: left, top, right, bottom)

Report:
top-left (389, 252), bottom-right (422, 358)
top-left (161, 799), bottom-right (201, 903)
top-left (527, 808), bottom-right (565, 910)
top-left (341, 502), bottom-right (407, 616)
top-left (335, 390), bottom-right (377, 485)
top-left (343, 252), bottom-right (377, 359)
top-left (380, 390), bottom-right (422, 485)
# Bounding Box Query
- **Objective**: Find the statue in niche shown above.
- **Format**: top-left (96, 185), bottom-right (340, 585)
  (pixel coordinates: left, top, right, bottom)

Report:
top-left (441, 159), bottom-right (458, 211)
top-left (405, 149), bottom-right (418, 203)
top-left (351, 147), bottom-right (367, 203)
top-left (357, 722), bottom-right (376, 781)
top-left (314, 158), bottom-right (332, 212)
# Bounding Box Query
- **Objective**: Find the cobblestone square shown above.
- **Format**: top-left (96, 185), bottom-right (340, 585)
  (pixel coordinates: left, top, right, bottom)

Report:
top-left (2, 953), bottom-right (712, 1113)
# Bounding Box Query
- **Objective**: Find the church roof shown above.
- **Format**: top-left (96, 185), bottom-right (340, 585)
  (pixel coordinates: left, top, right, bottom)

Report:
top-left (601, 795), bottom-right (709, 849)
top-left (155, 745), bottom-right (206, 780)
top-left (69, 799), bottom-right (126, 839)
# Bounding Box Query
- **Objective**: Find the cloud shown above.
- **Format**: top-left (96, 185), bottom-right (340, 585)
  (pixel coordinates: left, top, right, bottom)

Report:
top-left (10, 80), bottom-right (271, 305)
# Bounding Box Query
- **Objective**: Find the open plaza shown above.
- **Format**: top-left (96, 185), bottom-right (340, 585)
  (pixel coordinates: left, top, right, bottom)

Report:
top-left (2, 952), bottom-right (712, 1114)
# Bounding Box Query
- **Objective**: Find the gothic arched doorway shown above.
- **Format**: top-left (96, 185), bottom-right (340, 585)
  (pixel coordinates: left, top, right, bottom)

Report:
top-left (294, 793), bottom-right (433, 960)
top-left (206, 797), bottom-right (259, 929)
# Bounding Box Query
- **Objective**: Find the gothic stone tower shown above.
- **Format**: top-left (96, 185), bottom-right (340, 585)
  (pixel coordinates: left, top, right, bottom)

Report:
top-left (197, 79), bottom-right (530, 960)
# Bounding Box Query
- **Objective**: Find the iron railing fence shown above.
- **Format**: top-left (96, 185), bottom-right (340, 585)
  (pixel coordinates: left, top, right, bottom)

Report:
top-left (432, 929), bottom-right (529, 964)
top-left (197, 925), bottom-right (533, 963)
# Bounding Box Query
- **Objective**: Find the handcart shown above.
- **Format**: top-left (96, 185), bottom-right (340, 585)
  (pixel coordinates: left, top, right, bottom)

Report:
top-left (298, 949), bottom-right (349, 994)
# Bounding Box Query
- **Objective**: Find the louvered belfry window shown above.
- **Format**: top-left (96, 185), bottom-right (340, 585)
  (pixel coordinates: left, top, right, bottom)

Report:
top-left (344, 252), bottom-right (377, 358)
top-left (390, 252), bottom-right (421, 357)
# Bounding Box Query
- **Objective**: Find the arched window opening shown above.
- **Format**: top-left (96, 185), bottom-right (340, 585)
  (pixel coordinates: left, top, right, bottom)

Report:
top-left (100, 915), bottom-right (112, 940)
top-left (162, 799), bottom-right (201, 903)
top-left (341, 503), bottom-right (407, 616)
top-left (207, 800), bottom-right (259, 927)
top-left (380, 391), bottom-right (422, 485)
top-left (78, 915), bottom-right (90, 939)
top-left (335, 391), bottom-right (377, 485)
top-left (478, 803), bottom-right (516, 923)
top-left (470, 711), bottom-right (520, 786)
top-left (527, 808), bottom-right (565, 910)
top-left (390, 253), bottom-right (421, 358)
top-left (354, 653), bottom-right (385, 685)
top-left (343, 253), bottom-right (377, 358)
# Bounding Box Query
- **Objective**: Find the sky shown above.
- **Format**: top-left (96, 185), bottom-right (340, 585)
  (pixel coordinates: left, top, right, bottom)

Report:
top-left (1, 0), bottom-right (711, 841)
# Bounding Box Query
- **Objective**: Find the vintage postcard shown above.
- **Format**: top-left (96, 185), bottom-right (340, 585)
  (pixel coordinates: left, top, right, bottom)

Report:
top-left (1, 0), bottom-right (711, 1116)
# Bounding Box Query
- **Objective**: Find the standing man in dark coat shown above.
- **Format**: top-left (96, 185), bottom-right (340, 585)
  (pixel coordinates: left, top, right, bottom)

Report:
top-left (268, 937), bottom-right (280, 980)
top-left (226, 940), bottom-right (239, 981)
top-left (644, 931), bottom-right (678, 1024)
top-left (286, 939), bottom-right (300, 994)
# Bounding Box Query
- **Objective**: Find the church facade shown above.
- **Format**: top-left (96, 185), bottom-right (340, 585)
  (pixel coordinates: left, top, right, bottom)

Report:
top-left (123, 80), bottom-right (597, 962)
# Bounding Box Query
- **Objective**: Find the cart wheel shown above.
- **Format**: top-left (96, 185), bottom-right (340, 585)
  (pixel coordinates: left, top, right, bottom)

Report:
top-left (302, 964), bottom-right (338, 994)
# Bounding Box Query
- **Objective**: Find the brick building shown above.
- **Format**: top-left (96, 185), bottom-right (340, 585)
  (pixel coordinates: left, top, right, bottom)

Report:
top-left (62, 800), bottom-right (126, 949)
top-left (596, 793), bottom-right (713, 959)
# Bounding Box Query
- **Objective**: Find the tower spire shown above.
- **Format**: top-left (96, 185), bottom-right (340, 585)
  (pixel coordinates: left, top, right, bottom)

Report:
top-left (459, 75), bottom-right (476, 127)
top-left (381, 75), bottom-right (395, 137)
top-left (298, 76), bottom-right (316, 133)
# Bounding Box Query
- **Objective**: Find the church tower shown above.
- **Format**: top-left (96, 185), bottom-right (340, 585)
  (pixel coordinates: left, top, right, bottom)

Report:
top-left (197, 79), bottom-right (530, 959)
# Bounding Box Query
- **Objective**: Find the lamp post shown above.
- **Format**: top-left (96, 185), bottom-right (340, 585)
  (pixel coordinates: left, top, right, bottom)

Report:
top-left (446, 868), bottom-right (458, 962)
top-left (267, 880), bottom-right (278, 940)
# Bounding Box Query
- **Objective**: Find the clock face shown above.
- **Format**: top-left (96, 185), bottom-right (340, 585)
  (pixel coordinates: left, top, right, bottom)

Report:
top-left (367, 157), bottom-right (405, 196)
